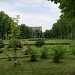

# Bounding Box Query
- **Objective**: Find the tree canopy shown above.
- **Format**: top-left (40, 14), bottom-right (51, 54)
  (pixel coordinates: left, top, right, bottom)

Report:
top-left (49, 0), bottom-right (75, 22)
top-left (45, 0), bottom-right (75, 39)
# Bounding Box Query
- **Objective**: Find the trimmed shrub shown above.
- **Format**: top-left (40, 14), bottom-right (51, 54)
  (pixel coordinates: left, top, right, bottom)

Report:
top-left (28, 47), bottom-right (37, 62)
top-left (41, 47), bottom-right (48, 59)
top-left (35, 39), bottom-right (45, 47)
top-left (52, 45), bottom-right (65, 63)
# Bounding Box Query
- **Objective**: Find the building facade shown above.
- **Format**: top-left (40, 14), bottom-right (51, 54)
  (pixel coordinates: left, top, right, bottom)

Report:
top-left (32, 26), bottom-right (42, 31)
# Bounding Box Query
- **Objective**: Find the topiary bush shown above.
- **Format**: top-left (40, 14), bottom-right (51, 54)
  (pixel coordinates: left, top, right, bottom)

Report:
top-left (41, 47), bottom-right (48, 59)
top-left (52, 45), bottom-right (65, 63)
top-left (35, 39), bottom-right (45, 47)
top-left (0, 39), bottom-right (4, 53)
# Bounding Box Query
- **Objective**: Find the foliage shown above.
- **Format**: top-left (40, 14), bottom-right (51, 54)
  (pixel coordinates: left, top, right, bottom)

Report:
top-left (8, 38), bottom-right (22, 49)
top-left (47, 0), bottom-right (75, 40)
top-left (41, 46), bottom-right (48, 59)
top-left (28, 47), bottom-right (37, 62)
top-left (11, 26), bottom-right (20, 39)
top-left (44, 17), bottom-right (74, 39)
top-left (35, 39), bottom-right (45, 47)
top-left (70, 42), bottom-right (75, 54)
top-left (20, 24), bottom-right (34, 39)
top-left (49, 0), bottom-right (75, 21)
top-left (0, 39), bottom-right (4, 48)
top-left (52, 45), bottom-right (65, 63)
top-left (0, 40), bottom-right (4, 54)
top-left (0, 11), bottom-right (14, 40)
top-left (35, 29), bottom-right (42, 38)
top-left (44, 30), bottom-right (53, 38)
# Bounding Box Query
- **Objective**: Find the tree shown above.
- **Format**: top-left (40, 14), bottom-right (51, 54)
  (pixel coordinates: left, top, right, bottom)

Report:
top-left (0, 11), bottom-right (14, 40)
top-left (47, 0), bottom-right (75, 39)
top-left (11, 26), bottom-right (20, 39)
top-left (20, 24), bottom-right (34, 39)
top-left (35, 29), bottom-right (42, 38)
top-left (49, 0), bottom-right (75, 19)
top-left (8, 38), bottom-right (22, 65)
top-left (44, 30), bottom-right (53, 38)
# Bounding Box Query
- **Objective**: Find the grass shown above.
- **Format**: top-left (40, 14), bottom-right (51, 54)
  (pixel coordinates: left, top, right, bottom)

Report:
top-left (0, 52), bottom-right (75, 75)
top-left (0, 39), bottom-right (75, 75)
top-left (3, 39), bottom-right (73, 45)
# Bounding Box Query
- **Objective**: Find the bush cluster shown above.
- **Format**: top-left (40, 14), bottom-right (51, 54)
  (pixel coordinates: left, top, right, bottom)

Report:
top-left (52, 45), bottom-right (65, 63)
top-left (41, 47), bottom-right (48, 59)
top-left (35, 39), bottom-right (45, 47)
top-left (28, 47), bottom-right (37, 62)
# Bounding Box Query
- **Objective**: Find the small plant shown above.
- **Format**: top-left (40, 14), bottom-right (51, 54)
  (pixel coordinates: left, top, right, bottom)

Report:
top-left (41, 47), bottom-right (48, 59)
top-left (52, 45), bottom-right (65, 63)
top-left (0, 40), bottom-right (4, 53)
top-left (28, 47), bottom-right (37, 62)
top-left (35, 39), bottom-right (45, 47)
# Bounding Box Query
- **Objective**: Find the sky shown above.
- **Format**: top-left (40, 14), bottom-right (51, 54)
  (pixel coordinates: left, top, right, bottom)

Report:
top-left (0, 0), bottom-right (61, 32)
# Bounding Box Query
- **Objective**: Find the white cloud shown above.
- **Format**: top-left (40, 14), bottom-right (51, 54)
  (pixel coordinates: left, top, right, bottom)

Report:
top-left (0, 0), bottom-right (61, 31)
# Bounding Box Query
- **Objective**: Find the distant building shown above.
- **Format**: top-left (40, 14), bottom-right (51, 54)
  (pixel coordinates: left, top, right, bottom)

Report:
top-left (32, 26), bottom-right (42, 31)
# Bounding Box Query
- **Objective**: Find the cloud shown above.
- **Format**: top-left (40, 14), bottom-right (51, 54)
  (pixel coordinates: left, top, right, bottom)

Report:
top-left (0, 0), bottom-right (61, 31)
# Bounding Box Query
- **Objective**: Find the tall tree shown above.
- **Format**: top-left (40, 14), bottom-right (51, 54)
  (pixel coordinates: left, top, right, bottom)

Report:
top-left (20, 24), bottom-right (34, 39)
top-left (0, 11), bottom-right (14, 40)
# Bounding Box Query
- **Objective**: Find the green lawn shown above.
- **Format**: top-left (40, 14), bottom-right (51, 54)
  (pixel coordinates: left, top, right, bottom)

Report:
top-left (0, 52), bottom-right (75, 75)
top-left (0, 39), bottom-right (75, 75)
top-left (3, 39), bottom-right (73, 45)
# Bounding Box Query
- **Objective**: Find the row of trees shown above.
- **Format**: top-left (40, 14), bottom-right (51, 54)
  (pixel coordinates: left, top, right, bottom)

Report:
top-left (44, 0), bottom-right (75, 39)
top-left (20, 0), bottom-right (75, 39)
top-left (20, 24), bottom-right (42, 39)
top-left (0, 11), bottom-right (43, 39)
top-left (44, 16), bottom-right (75, 39)
top-left (1, 9), bottom-right (75, 40)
